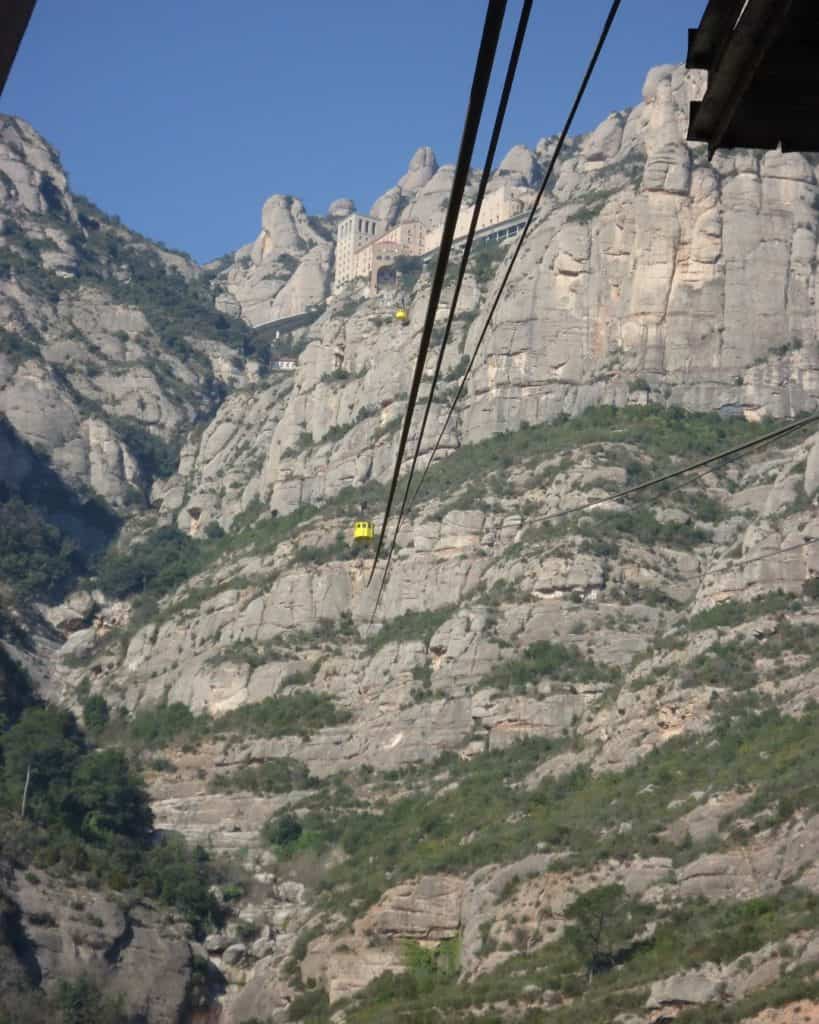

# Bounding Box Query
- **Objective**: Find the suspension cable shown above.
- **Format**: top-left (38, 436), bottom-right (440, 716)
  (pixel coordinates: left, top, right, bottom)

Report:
top-left (373, 0), bottom-right (534, 609)
top-left (368, 0), bottom-right (508, 585)
top-left (406, 0), bottom-right (624, 516)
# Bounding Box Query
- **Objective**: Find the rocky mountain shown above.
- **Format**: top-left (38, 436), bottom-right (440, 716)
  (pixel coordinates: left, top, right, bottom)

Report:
top-left (1, 63), bottom-right (819, 1024)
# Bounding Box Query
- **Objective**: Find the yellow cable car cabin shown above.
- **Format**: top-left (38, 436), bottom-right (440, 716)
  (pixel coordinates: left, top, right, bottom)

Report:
top-left (394, 308), bottom-right (409, 324)
top-left (353, 520), bottom-right (375, 543)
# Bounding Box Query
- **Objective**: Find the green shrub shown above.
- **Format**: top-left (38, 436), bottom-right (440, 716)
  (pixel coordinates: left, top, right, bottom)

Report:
top-left (209, 757), bottom-right (319, 795)
top-left (367, 605), bottom-right (455, 653)
top-left (128, 701), bottom-right (202, 748)
top-left (265, 811), bottom-right (303, 848)
top-left (81, 694), bottom-right (110, 736)
top-left (217, 692), bottom-right (351, 739)
top-left (0, 491), bottom-right (82, 601)
top-left (96, 525), bottom-right (202, 600)
top-left (119, 692), bottom-right (349, 751)
top-left (479, 639), bottom-right (614, 695)
top-left (54, 977), bottom-right (126, 1024)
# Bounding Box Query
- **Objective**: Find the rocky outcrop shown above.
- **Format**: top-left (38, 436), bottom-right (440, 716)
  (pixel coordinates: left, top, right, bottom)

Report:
top-left (398, 146), bottom-right (439, 192)
top-left (0, 115), bottom-right (248, 510)
top-left (214, 195), bottom-right (331, 327)
top-left (646, 931), bottom-right (819, 1017)
top-left (168, 66), bottom-right (819, 529)
top-left (302, 875), bottom-right (462, 1002)
top-left (494, 143), bottom-right (543, 188)
top-left (1, 867), bottom-right (194, 1024)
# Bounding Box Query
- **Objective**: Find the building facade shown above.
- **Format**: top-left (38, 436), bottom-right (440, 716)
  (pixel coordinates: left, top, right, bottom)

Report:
top-left (334, 213), bottom-right (381, 289)
top-left (333, 185), bottom-right (527, 292)
top-left (423, 185), bottom-right (525, 252)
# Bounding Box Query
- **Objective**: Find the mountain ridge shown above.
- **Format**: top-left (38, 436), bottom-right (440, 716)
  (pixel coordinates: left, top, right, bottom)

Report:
top-left (0, 61), bottom-right (818, 1024)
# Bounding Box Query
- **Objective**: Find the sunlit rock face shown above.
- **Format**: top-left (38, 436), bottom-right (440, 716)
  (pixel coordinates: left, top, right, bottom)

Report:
top-left (5, 62), bottom-right (819, 1024)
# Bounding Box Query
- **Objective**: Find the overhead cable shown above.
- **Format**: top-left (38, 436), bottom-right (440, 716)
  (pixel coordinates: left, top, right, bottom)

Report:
top-left (374, 0), bottom-right (534, 602)
top-left (684, 536), bottom-right (819, 582)
top-left (368, 0), bottom-right (509, 586)
top-left (527, 411), bottom-right (819, 528)
top-left (407, 0), bottom-right (624, 514)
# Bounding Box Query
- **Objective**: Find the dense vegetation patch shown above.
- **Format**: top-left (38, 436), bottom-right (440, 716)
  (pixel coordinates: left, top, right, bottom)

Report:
top-left (271, 704), bottom-right (818, 918)
top-left (209, 757), bottom-right (320, 795)
top-left (103, 691), bottom-right (350, 752)
top-left (0, 703), bottom-right (219, 935)
top-left (478, 639), bottom-right (615, 695)
top-left (96, 525), bottom-right (203, 601)
top-left (0, 493), bottom-right (84, 602)
top-left (367, 605), bottom-right (456, 654)
top-left (0, 420), bottom-right (118, 604)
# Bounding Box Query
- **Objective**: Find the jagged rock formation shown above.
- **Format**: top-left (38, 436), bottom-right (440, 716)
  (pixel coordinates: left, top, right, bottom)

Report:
top-left (0, 866), bottom-right (195, 1023)
top-left (0, 115), bottom-right (254, 511)
top-left (155, 65), bottom-right (819, 532)
top-left (213, 195), bottom-right (333, 327)
top-left (3, 63), bottom-right (819, 1024)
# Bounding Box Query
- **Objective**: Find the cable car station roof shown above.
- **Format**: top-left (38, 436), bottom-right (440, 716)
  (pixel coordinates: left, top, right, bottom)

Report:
top-left (687, 0), bottom-right (819, 154)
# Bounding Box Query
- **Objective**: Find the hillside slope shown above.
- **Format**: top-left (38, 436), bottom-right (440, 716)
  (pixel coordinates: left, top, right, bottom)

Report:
top-left (1, 64), bottom-right (818, 1024)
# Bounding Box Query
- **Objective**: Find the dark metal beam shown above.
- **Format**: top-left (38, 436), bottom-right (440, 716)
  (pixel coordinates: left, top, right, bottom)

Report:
top-left (0, 0), bottom-right (37, 96)
top-left (688, 0), bottom-right (796, 155)
top-left (687, 0), bottom-right (745, 70)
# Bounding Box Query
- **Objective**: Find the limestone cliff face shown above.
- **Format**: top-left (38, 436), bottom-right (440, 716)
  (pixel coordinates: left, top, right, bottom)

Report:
top-left (4, 63), bottom-right (819, 1024)
top-left (0, 116), bottom-right (254, 511)
top-left (213, 194), bottom-right (333, 327)
top-left (169, 65), bottom-right (819, 531)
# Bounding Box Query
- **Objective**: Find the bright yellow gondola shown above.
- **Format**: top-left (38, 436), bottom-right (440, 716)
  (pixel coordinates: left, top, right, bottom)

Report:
top-left (353, 520), bottom-right (375, 542)
top-left (394, 308), bottom-right (409, 324)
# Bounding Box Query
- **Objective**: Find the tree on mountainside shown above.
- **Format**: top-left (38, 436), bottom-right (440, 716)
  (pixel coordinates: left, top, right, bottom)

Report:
top-left (0, 707), bottom-right (83, 820)
top-left (564, 884), bottom-right (652, 985)
top-left (67, 749), bottom-right (153, 842)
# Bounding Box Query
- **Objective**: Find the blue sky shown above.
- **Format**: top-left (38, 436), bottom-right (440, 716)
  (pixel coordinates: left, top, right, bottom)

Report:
top-left (2, 0), bottom-right (705, 263)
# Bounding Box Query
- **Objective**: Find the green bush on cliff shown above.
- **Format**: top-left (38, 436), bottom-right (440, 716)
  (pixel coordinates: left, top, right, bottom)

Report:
top-left (0, 492), bottom-right (82, 602)
top-left (0, 705), bottom-right (219, 935)
top-left (108, 692), bottom-right (350, 752)
top-left (96, 525), bottom-right (202, 601)
top-left (479, 639), bottom-right (614, 695)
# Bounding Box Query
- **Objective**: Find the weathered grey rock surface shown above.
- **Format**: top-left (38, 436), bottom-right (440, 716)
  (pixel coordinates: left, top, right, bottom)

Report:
top-left (4, 61), bottom-right (819, 1024)
top-left (0, 867), bottom-right (194, 1024)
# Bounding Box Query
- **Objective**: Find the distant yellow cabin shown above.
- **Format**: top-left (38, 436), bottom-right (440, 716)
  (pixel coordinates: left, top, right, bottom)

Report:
top-left (394, 308), bottom-right (409, 324)
top-left (353, 520), bottom-right (375, 542)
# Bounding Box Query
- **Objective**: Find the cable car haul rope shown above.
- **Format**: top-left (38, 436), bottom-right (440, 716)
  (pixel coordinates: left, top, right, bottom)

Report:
top-left (368, 0), bottom-right (624, 618)
top-left (364, 0), bottom-right (817, 623)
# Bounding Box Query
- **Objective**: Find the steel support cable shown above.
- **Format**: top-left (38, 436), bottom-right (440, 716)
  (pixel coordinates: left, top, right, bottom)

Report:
top-left (406, 0), bottom-right (624, 516)
top-left (562, 420), bottom-right (814, 518)
top-left (367, 0), bottom-right (509, 587)
top-left (682, 536), bottom-right (819, 582)
top-left (525, 411), bottom-right (819, 528)
top-left (374, 0), bottom-right (534, 602)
